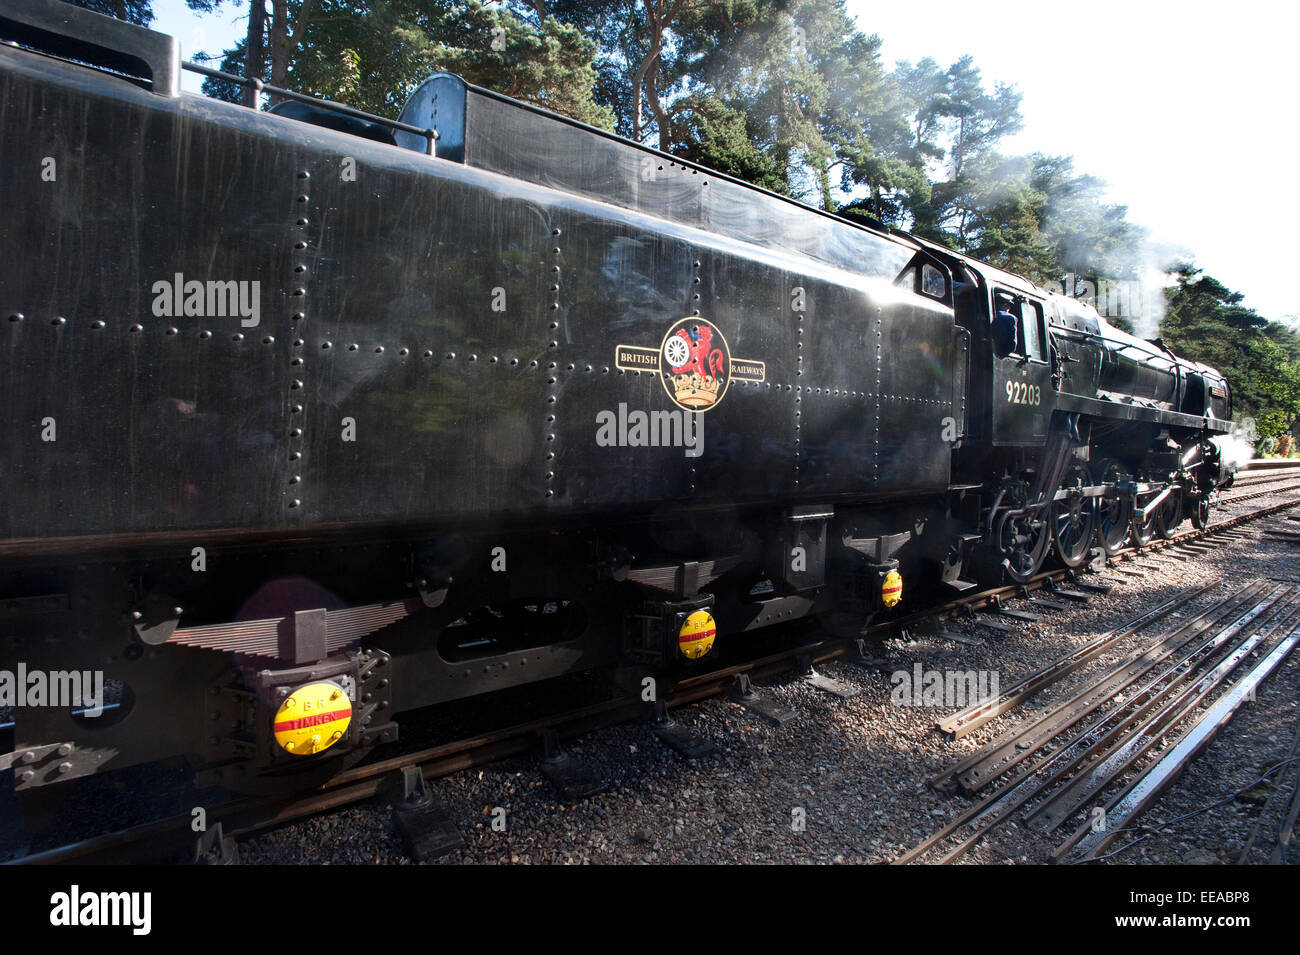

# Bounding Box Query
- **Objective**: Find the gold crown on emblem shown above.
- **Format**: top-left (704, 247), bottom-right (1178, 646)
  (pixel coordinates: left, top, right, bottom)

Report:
top-left (673, 371), bottom-right (722, 406)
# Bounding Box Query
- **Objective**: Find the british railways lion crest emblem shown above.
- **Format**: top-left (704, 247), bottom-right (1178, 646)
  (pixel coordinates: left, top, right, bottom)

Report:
top-left (614, 317), bottom-right (765, 412)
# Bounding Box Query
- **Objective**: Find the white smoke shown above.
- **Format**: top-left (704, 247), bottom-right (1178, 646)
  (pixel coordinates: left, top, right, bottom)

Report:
top-left (1131, 265), bottom-right (1173, 341)
top-left (1130, 238), bottom-right (1189, 341)
top-left (1049, 222), bottom-right (1188, 342)
top-left (1212, 416), bottom-right (1256, 472)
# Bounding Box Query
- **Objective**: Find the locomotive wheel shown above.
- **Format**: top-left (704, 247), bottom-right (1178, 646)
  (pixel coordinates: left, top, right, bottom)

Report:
top-left (1133, 502), bottom-right (1159, 546)
top-left (1157, 488), bottom-right (1184, 540)
top-left (996, 509), bottom-right (1051, 584)
top-left (1191, 495), bottom-right (1211, 529)
top-left (1051, 464), bottom-right (1098, 568)
top-left (1094, 458), bottom-right (1133, 555)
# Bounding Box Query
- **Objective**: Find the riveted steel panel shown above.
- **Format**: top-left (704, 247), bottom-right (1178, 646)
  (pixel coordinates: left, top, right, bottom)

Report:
top-left (0, 44), bottom-right (960, 556)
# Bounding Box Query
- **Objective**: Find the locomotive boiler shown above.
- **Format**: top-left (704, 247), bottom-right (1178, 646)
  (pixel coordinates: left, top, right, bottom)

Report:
top-left (0, 0), bottom-right (1233, 799)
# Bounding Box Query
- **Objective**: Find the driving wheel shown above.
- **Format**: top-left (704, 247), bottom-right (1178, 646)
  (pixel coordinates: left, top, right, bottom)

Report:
top-left (1052, 463), bottom-right (1098, 568)
top-left (1094, 458), bottom-right (1133, 555)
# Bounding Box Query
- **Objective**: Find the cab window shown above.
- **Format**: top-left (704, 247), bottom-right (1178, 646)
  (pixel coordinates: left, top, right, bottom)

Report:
top-left (893, 255), bottom-right (951, 305)
top-left (921, 263), bottom-right (948, 300)
top-left (1019, 300), bottom-right (1046, 361)
top-left (992, 293), bottom-right (1018, 357)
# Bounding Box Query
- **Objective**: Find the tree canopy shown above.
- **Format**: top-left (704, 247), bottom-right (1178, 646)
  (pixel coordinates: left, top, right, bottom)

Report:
top-left (1159, 267), bottom-right (1300, 438)
top-left (68, 0), bottom-right (1299, 439)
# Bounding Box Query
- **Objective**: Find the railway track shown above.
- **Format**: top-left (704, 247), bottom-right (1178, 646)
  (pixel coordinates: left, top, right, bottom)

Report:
top-left (891, 487), bottom-right (1300, 865)
top-left (1224, 457), bottom-right (1300, 489)
top-left (1235, 713), bottom-right (1300, 865)
top-left (1241, 458), bottom-right (1300, 470)
top-left (896, 577), bottom-right (1300, 864)
top-left (1219, 482), bottom-right (1300, 505)
top-left (11, 480), bottom-right (1300, 865)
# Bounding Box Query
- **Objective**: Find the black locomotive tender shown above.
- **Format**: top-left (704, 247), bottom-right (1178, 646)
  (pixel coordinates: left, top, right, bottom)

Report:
top-left (1, 0), bottom-right (1234, 797)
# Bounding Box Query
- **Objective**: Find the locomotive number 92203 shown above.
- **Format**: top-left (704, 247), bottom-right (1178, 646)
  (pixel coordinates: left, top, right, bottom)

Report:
top-left (1007, 381), bottom-right (1041, 405)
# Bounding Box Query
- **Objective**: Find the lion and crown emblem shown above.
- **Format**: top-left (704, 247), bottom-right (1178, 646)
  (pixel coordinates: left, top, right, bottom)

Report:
top-left (613, 317), bottom-right (763, 411)
top-left (663, 321), bottom-right (727, 409)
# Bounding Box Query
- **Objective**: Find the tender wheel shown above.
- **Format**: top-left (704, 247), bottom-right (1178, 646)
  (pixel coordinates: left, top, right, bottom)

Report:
top-left (996, 509), bottom-right (1052, 584)
top-left (1191, 495), bottom-right (1210, 529)
top-left (1094, 458), bottom-right (1133, 555)
top-left (1157, 487), bottom-right (1184, 540)
top-left (1052, 463), bottom-right (1098, 568)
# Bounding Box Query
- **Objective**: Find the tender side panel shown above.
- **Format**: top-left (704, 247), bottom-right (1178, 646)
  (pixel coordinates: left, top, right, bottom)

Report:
top-left (0, 51), bottom-right (293, 540)
top-left (0, 48), bottom-right (955, 549)
top-left (457, 89), bottom-right (915, 284)
top-left (874, 290), bottom-right (960, 489)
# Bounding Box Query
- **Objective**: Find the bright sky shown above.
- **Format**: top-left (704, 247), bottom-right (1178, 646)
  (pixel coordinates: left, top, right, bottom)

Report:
top-left (846, 0), bottom-right (1300, 321)
top-left (150, 0), bottom-right (1298, 320)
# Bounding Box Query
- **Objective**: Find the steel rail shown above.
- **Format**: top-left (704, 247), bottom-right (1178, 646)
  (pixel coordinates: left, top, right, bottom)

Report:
top-left (1242, 459), bottom-right (1300, 472)
top-left (1062, 615), bottom-right (1300, 861)
top-left (939, 600), bottom-right (1300, 865)
top-left (930, 581), bottom-right (1269, 792)
top-left (1027, 593), bottom-right (1300, 831)
top-left (1222, 475), bottom-right (1300, 492)
top-left (954, 584), bottom-right (1274, 793)
top-left (895, 590), bottom-right (1300, 865)
top-left (1216, 481), bottom-right (1300, 504)
top-left (933, 584), bottom-right (1215, 740)
top-left (9, 632), bottom-right (849, 864)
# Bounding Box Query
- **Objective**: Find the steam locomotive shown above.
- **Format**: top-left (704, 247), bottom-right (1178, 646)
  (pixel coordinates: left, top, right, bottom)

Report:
top-left (0, 0), bottom-right (1233, 799)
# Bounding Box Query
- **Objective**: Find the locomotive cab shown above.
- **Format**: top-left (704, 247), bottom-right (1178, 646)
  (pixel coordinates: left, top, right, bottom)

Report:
top-left (1179, 360), bottom-right (1232, 420)
top-left (990, 288), bottom-right (1053, 446)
